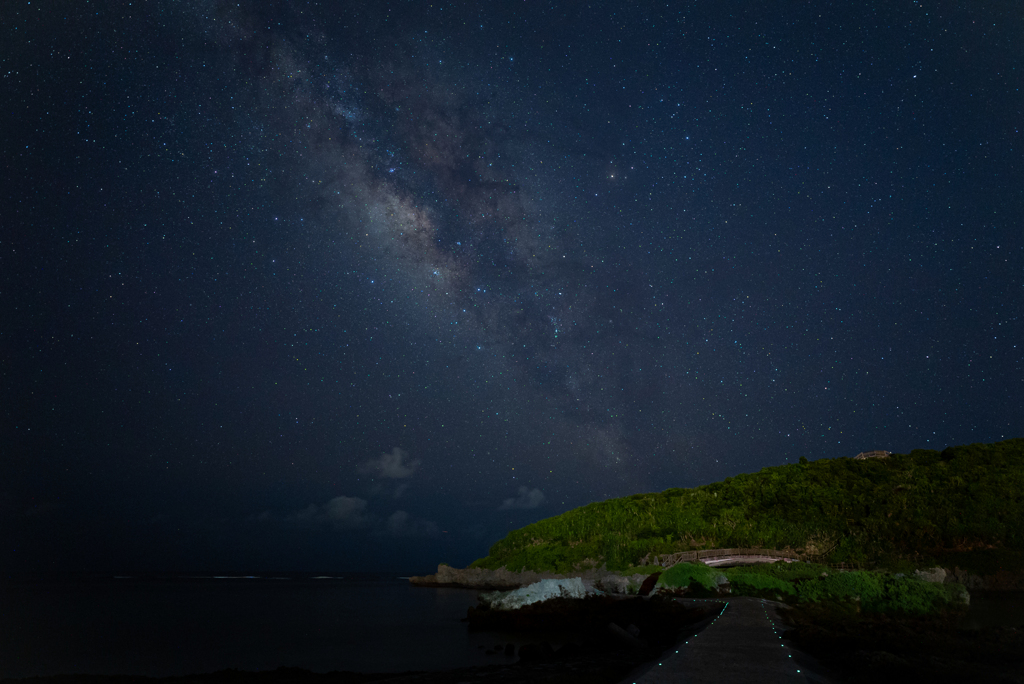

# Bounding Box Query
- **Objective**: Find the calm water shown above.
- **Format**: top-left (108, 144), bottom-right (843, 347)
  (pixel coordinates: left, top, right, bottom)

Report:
top-left (4, 576), bottom-right (1020, 680)
top-left (0, 573), bottom-right (535, 679)
top-left (957, 591), bottom-right (1024, 630)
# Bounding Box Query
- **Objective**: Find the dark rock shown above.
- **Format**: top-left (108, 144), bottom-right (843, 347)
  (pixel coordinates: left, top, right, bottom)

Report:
top-left (851, 649), bottom-right (911, 668)
top-left (607, 621), bottom-right (647, 650)
top-left (518, 641), bottom-right (555, 661)
top-left (466, 593), bottom-right (716, 668)
top-left (638, 571), bottom-right (662, 596)
top-left (504, 642), bottom-right (515, 655)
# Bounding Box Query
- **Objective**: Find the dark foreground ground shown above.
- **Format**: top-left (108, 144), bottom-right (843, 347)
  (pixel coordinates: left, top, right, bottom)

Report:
top-left (6, 595), bottom-right (1024, 684)
top-left (780, 600), bottom-right (1024, 684)
top-left (0, 651), bottom-right (665, 684)
top-left (1, 597), bottom-right (717, 684)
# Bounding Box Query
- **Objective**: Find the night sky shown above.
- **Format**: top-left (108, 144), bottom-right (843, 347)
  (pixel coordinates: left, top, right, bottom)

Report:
top-left (3, 1), bottom-right (1022, 574)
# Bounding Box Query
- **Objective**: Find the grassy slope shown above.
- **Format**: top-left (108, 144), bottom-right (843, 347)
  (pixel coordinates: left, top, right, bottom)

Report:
top-left (471, 439), bottom-right (1024, 573)
top-left (653, 561), bottom-right (970, 614)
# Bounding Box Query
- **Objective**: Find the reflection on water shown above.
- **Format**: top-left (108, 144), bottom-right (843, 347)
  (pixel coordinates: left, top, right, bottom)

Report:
top-left (958, 591), bottom-right (1024, 630)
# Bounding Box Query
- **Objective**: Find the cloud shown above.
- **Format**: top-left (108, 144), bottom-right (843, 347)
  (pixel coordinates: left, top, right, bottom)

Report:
top-left (499, 487), bottom-right (545, 511)
top-left (321, 496), bottom-right (369, 528)
top-left (274, 496), bottom-right (369, 528)
top-left (284, 504), bottom-right (320, 521)
top-left (385, 510), bottom-right (439, 537)
top-left (264, 497), bottom-right (436, 536)
top-left (359, 447), bottom-right (420, 479)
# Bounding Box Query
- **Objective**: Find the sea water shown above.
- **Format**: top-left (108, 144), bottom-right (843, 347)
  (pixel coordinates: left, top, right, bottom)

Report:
top-left (0, 573), bottom-right (531, 679)
top-left (6, 575), bottom-right (1018, 679)
top-left (957, 590), bottom-right (1024, 631)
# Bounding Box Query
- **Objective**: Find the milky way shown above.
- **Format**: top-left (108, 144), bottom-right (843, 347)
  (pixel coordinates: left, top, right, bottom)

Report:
top-left (205, 1), bottom-right (705, 478)
top-left (5, 0), bottom-right (1020, 572)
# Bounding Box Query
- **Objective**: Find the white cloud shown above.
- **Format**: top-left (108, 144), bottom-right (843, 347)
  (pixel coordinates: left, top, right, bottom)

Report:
top-left (499, 487), bottom-right (545, 511)
top-left (321, 496), bottom-right (369, 528)
top-left (358, 447), bottom-right (421, 479)
top-left (385, 510), bottom-right (439, 537)
top-left (285, 503), bottom-right (320, 521)
top-left (261, 497), bottom-right (438, 536)
top-left (277, 496), bottom-right (369, 528)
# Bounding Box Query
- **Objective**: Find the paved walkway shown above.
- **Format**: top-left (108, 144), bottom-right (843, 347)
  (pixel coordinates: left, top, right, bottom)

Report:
top-left (621, 597), bottom-right (833, 684)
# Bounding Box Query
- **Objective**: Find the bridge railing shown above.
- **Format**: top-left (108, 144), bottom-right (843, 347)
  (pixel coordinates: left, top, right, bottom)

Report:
top-left (649, 548), bottom-right (802, 565)
top-left (648, 548), bottom-right (870, 569)
top-left (816, 561), bottom-right (868, 571)
top-left (696, 547), bottom-right (800, 560)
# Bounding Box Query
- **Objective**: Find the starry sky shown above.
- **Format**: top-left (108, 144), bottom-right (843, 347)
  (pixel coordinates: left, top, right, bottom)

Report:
top-left (3, 0), bottom-right (1022, 574)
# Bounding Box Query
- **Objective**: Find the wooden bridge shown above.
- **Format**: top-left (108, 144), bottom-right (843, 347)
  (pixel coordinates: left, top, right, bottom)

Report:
top-left (624, 597), bottom-right (832, 683)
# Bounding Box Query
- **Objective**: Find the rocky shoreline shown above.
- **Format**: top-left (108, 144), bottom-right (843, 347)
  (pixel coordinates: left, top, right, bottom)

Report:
top-left (409, 562), bottom-right (1024, 593)
top-left (406, 563), bottom-right (682, 596)
top-left (407, 564), bottom-right (652, 593)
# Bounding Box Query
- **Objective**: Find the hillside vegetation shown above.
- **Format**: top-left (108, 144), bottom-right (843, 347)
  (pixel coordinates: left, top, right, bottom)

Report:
top-left (653, 561), bottom-right (969, 614)
top-left (471, 439), bottom-right (1024, 573)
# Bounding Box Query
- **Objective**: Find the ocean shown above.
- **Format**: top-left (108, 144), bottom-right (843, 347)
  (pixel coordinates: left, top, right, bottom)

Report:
top-left (3, 574), bottom-right (1021, 680)
top-left (0, 573), bottom-right (533, 679)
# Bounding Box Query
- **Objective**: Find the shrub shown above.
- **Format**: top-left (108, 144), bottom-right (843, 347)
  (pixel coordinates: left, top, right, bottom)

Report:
top-left (875, 574), bottom-right (950, 615)
top-left (725, 571), bottom-right (797, 599)
top-left (621, 565), bottom-right (666, 576)
top-left (795, 570), bottom-right (961, 615)
top-left (797, 570), bottom-right (884, 606)
top-left (725, 561), bottom-right (830, 582)
top-left (657, 562), bottom-right (726, 592)
top-left (943, 583), bottom-right (970, 606)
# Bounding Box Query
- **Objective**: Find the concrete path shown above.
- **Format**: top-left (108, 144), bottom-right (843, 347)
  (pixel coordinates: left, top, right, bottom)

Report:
top-left (621, 597), bottom-right (833, 684)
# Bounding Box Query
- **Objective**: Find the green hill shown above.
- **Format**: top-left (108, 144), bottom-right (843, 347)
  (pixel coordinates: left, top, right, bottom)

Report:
top-left (471, 439), bottom-right (1024, 574)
